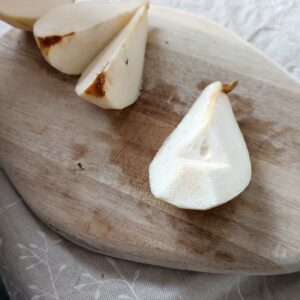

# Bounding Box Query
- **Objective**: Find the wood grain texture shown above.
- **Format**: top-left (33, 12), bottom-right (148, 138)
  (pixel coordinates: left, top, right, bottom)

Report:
top-left (0, 6), bottom-right (300, 275)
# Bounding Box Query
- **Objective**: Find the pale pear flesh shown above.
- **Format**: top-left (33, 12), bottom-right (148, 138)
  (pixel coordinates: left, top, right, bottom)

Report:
top-left (34, 2), bottom-right (145, 75)
top-left (149, 81), bottom-right (252, 210)
top-left (0, 0), bottom-right (74, 31)
top-left (75, 6), bottom-right (149, 109)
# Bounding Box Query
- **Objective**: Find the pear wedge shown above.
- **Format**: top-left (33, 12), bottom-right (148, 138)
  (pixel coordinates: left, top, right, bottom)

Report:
top-left (0, 0), bottom-right (74, 31)
top-left (149, 81), bottom-right (252, 210)
top-left (34, 2), bottom-right (145, 75)
top-left (75, 5), bottom-right (149, 109)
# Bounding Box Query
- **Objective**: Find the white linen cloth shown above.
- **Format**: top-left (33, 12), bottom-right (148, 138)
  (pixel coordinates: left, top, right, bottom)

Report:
top-left (0, 1), bottom-right (300, 299)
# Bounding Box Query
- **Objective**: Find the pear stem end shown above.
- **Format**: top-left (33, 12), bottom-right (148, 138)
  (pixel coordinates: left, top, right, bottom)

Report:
top-left (144, 1), bottom-right (150, 10)
top-left (222, 80), bottom-right (239, 94)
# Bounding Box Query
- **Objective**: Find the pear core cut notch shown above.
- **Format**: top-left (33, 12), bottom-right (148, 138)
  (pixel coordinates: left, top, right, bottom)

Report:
top-left (149, 81), bottom-right (252, 210)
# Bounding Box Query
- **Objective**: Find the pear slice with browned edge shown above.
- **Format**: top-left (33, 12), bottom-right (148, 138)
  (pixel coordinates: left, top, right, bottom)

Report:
top-left (34, 1), bottom-right (145, 75)
top-left (0, 0), bottom-right (74, 31)
top-left (149, 81), bottom-right (252, 210)
top-left (75, 5), bottom-right (149, 109)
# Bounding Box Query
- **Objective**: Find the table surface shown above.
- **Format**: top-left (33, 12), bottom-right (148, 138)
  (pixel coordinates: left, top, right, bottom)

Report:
top-left (0, 0), bottom-right (300, 299)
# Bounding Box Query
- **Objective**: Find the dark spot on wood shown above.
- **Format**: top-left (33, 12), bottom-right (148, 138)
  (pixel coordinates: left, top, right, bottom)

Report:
top-left (62, 191), bottom-right (71, 199)
top-left (77, 162), bottom-right (85, 170)
top-left (76, 218), bottom-right (92, 234)
top-left (85, 72), bottom-right (106, 98)
top-left (177, 238), bottom-right (206, 255)
top-left (165, 41), bottom-right (169, 45)
top-left (177, 234), bottom-right (221, 256)
top-left (229, 93), bottom-right (255, 120)
top-left (23, 121), bottom-right (47, 135)
top-left (197, 79), bottom-right (214, 90)
top-left (138, 81), bottom-right (183, 124)
top-left (239, 117), bottom-right (299, 165)
top-left (95, 131), bottom-right (116, 143)
top-left (72, 144), bottom-right (88, 160)
top-left (92, 210), bottom-right (113, 239)
top-left (215, 250), bottom-right (235, 262)
top-left (126, 58), bottom-right (129, 65)
top-left (85, 222), bottom-right (91, 234)
top-left (67, 165), bottom-right (78, 174)
top-left (39, 168), bottom-right (50, 177)
top-left (101, 273), bottom-right (105, 279)
top-left (38, 32), bottom-right (75, 56)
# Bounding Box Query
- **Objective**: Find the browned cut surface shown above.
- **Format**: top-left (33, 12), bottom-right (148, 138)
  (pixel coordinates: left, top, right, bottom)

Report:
top-left (85, 72), bottom-right (106, 98)
top-left (37, 32), bottom-right (75, 55)
top-left (0, 6), bottom-right (300, 275)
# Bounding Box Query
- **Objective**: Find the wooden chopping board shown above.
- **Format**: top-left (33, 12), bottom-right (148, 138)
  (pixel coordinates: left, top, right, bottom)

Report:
top-left (0, 6), bottom-right (300, 275)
